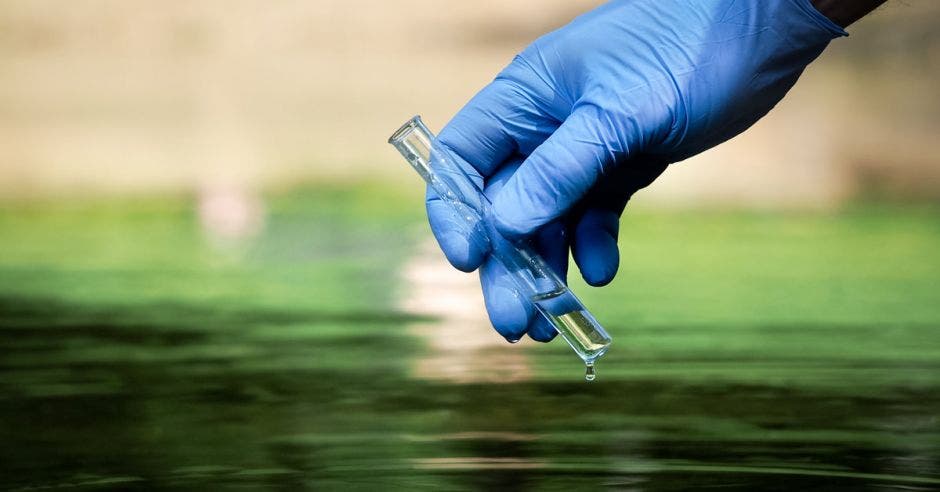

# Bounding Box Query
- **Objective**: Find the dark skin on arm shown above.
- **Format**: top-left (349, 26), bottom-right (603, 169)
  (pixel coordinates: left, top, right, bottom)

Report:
top-left (812, 0), bottom-right (887, 28)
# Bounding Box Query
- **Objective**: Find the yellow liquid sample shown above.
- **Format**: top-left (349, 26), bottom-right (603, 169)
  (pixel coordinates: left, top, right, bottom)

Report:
top-left (531, 289), bottom-right (611, 380)
top-left (545, 309), bottom-right (610, 358)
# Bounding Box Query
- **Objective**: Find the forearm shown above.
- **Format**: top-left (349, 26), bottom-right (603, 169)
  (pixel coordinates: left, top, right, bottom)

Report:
top-left (812, 0), bottom-right (886, 28)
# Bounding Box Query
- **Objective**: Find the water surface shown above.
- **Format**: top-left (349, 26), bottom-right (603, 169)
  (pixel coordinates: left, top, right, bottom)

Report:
top-left (1, 191), bottom-right (938, 490)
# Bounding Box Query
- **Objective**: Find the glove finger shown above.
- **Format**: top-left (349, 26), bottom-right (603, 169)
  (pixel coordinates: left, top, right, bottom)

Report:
top-left (477, 157), bottom-right (535, 341)
top-left (571, 207), bottom-right (620, 287)
top-left (525, 220), bottom-right (567, 343)
top-left (491, 107), bottom-right (639, 240)
top-left (570, 157), bottom-right (669, 285)
top-left (475, 155), bottom-right (563, 343)
top-left (478, 218), bottom-right (567, 343)
top-left (424, 142), bottom-right (499, 272)
top-left (426, 185), bottom-right (488, 272)
top-left (437, 78), bottom-right (559, 178)
top-left (479, 256), bottom-right (531, 342)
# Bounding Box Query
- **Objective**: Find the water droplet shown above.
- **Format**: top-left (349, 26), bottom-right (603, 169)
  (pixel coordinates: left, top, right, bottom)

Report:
top-left (584, 362), bottom-right (596, 382)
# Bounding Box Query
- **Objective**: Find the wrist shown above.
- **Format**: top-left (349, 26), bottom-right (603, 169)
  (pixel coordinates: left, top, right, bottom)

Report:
top-left (811, 0), bottom-right (886, 28)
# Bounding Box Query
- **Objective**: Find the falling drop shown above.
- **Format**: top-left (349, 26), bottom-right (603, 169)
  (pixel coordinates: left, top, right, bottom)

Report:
top-left (584, 362), bottom-right (596, 382)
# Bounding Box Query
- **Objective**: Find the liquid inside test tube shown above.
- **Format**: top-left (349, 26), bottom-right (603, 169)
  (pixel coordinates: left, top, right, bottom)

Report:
top-left (530, 287), bottom-right (610, 377)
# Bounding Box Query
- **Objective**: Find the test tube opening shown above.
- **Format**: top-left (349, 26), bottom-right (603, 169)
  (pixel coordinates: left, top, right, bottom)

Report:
top-left (388, 115), bottom-right (421, 146)
top-left (389, 116), bottom-right (434, 179)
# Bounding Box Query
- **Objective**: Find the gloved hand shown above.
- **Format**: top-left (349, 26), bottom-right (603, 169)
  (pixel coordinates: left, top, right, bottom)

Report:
top-left (427, 0), bottom-right (846, 342)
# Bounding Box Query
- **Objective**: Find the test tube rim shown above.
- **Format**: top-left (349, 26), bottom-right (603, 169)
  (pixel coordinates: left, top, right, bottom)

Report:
top-left (388, 115), bottom-right (423, 146)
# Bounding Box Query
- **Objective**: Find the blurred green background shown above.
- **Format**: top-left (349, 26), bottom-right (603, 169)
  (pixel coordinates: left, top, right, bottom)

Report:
top-left (0, 1), bottom-right (938, 489)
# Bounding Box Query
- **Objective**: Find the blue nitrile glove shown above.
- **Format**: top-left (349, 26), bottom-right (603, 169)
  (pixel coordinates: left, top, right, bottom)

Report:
top-left (427, 0), bottom-right (846, 342)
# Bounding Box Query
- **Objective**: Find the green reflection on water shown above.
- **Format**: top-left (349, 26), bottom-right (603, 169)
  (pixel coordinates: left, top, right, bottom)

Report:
top-left (0, 189), bottom-right (938, 490)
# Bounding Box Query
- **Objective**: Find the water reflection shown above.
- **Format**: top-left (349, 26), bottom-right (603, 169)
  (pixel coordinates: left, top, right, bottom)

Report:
top-left (400, 239), bottom-right (532, 384)
top-left (1, 198), bottom-right (939, 489)
top-left (1, 293), bottom-right (938, 490)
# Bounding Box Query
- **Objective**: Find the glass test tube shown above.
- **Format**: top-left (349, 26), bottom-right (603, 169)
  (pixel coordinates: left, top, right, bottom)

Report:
top-left (389, 116), bottom-right (612, 375)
